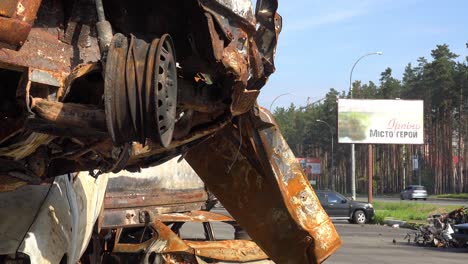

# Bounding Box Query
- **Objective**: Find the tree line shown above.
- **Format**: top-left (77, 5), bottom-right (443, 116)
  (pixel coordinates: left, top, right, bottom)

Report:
top-left (273, 44), bottom-right (468, 195)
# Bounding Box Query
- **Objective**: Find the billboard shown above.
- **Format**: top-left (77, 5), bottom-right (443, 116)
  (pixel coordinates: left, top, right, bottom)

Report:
top-left (297, 157), bottom-right (321, 177)
top-left (338, 99), bottom-right (424, 144)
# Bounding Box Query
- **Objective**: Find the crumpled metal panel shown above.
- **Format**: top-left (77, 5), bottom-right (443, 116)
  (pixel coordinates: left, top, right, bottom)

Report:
top-left (14, 172), bottom-right (107, 264)
top-left (254, 0), bottom-right (281, 77)
top-left (105, 156), bottom-right (207, 209)
top-left (199, 0), bottom-right (281, 115)
top-left (185, 107), bottom-right (341, 263)
top-left (257, 107), bottom-right (342, 262)
top-left (210, 0), bottom-right (256, 24)
top-left (73, 172), bottom-right (109, 261)
top-left (186, 240), bottom-right (268, 262)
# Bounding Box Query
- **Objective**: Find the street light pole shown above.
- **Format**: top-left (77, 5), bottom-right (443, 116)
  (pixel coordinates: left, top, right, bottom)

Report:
top-left (316, 119), bottom-right (335, 190)
top-left (269, 93), bottom-right (294, 112)
top-left (349, 52), bottom-right (382, 200)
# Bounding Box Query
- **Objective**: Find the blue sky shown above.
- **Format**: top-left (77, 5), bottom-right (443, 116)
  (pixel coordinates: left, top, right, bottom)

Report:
top-left (257, 0), bottom-right (467, 109)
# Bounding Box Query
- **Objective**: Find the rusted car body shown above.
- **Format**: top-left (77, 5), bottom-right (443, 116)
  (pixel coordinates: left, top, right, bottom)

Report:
top-left (87, 156), bottom-right (272, 263)
top-left (0, 0), bottom-right (341, 263)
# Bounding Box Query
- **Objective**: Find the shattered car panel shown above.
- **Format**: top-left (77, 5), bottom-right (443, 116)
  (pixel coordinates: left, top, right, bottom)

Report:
top-left (0, 172), bottom-right (108, 263)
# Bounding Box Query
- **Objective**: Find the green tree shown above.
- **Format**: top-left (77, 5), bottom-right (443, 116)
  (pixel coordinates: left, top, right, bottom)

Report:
top-left (274, 43), bottom-right (468, 195)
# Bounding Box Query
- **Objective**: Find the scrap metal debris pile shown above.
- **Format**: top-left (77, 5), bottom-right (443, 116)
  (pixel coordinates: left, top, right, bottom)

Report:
top-left (405, 207), bottom-right (468, 248)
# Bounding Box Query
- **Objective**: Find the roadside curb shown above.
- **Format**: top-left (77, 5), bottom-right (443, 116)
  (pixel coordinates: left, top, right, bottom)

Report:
top-left (382, 218), bottom-right (419, 229)
top-left (428, 197), bottom-right (468, 203)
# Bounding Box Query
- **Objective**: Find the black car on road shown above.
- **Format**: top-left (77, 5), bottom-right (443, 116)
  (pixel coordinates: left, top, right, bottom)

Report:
top-left (316, 190), bottom-right (375, 224)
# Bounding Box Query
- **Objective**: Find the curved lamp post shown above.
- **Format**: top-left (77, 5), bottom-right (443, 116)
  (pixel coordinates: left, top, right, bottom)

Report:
top-left (349, 51), bottom-right (383, 200)
top-left (316, 119), bottom-right (335, 190)
top-left (269, 93), bottom-right (294, 111)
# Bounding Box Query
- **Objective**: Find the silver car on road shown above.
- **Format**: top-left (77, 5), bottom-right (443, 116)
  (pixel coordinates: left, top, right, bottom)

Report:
top-left (400, 185), bottom-right (428, 200)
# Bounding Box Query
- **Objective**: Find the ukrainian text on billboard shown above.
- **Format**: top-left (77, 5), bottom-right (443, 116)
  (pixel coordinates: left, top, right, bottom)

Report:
top-left (338, 99), bottom-right (424, 144)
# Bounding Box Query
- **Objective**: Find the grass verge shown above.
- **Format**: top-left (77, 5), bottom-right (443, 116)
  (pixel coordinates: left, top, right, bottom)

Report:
top-left (372, 201), bottom-right (462, 224)
top-left (433, 193), bottom-right (468, 199)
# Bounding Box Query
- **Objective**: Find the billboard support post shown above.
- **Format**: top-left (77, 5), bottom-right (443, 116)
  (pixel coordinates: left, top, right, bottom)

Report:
top-left (368, 144), bottom-right (373, 204)
top-left (349, 51), bottom-right (383, 201)
top-left (418, 158), bottom-right (421, 186)
top-left (351, 144), bottom-right (355, 199)
top-left (418, 148), bottom-right (422, 186)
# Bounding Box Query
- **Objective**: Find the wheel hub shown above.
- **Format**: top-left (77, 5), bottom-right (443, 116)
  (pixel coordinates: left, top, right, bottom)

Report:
top-left (105, 33), bottom-right (178, 147)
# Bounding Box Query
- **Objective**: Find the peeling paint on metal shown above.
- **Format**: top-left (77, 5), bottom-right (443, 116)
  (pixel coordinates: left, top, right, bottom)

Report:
top-left (16, 2), bottom-right (25, 16)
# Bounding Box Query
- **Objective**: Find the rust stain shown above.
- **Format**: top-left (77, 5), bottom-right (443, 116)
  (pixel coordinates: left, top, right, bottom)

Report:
top-left (0, 0), bottom-right (42, 46)
top-left (104, 189), bottom-right (207, 209)
top-left (0, 16), bottom-right (31, 46)
top-left (231, 89), bottom-right (260, 116)
top-left (152, 220), bottom-right (193, 253)
top-left (128, 116), bottom-right (230, 161)
top-left (156, 210), bottom-right (234, 223)
top-left (221, 41), bottom-right (249, 81)
top-left (0, 0), bottom-right (19, 18)
top-left (257, 107), bottom-right (341, 262)
top-left (0, 28), bottom-right (73, 73)
top-left (112, 239), bottom-right (154, 253)
top-left (186, 240), bottom-right (268, 262)
top-left (17, 0), bottom-right (42, 24)
top-left (30, 97), bottom-right (107, 130)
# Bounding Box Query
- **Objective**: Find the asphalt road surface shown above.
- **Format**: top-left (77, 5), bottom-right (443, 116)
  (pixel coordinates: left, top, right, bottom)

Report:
top-left (326, 222), bottom-right (468, 264)
top-left (180, 208), bottom-right (468, 263)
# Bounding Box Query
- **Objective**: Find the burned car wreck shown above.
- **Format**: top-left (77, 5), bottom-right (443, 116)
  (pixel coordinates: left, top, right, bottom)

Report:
top-left (405, 207), bottom-right (468, 248)
top-left (0, 0), bottom-right (341, 263)
top-left (0, 0), bottom-right (281, 175)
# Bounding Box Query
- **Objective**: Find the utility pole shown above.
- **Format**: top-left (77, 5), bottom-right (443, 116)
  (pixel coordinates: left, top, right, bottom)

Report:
top-left (368, 145), bottom-right (373, 203)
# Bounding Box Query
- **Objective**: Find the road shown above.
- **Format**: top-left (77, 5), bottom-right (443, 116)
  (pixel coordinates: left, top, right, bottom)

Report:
top-left (326, 222), bottom-right (468, 264)
top-left (180, 208), bottom-right (468, 263)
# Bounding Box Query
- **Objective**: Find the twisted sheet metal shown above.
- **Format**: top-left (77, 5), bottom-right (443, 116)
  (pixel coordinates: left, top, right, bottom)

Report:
top-left (185, 107), bottom-right (341, 263)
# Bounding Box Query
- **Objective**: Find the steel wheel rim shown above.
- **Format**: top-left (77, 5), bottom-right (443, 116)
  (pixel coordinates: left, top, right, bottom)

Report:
top-left (153, 34), bottom-right (177, 148)
top-left (105, 33), bottom-right (130, 145)
top-left (105, 33), bottom-right (177, 148)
